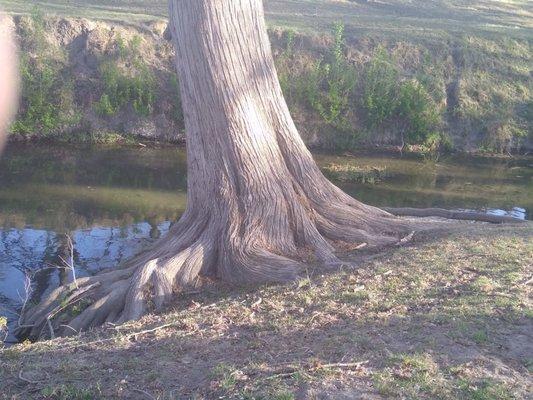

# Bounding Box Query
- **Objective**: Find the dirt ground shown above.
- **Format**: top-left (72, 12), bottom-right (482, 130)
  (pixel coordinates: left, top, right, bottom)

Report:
top-left (1, 221), bottom-right (532, 399)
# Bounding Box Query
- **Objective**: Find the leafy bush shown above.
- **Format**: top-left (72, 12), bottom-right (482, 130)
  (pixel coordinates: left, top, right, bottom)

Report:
top-left (11, 9), bottom-right (78, 136)
top-left (482, 118), bottom-right (528, 153)
top-left (397, 79), bottom-right (440, 144)
top-left (95, 37), bottom-right (156, 117)
top-left (361, 47), bottom-right (400, 129)
top-left (300, 23), bottom-right (357, 132)
top-left (360, 47), bottom-right (442, 147)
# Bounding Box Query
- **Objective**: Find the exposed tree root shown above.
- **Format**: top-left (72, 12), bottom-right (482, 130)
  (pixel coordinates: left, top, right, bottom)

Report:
top-left (14, 0), bottom-right (526, 341)
top-left (383, 207), bottom-right (525, 224)
top-left (18, 182), bottom-right (522, 340)
top-left (17, 201), bottom-right (523, 340)
top-left (17, 199), bottom-right (416, 340)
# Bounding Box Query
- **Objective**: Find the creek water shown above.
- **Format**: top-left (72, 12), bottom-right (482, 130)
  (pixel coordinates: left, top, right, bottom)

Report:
top-left (0, 143), bottom-right (531, 343)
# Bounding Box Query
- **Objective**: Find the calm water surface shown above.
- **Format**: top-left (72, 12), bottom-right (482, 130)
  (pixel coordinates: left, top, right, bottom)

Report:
top-left (0, 144), bottom-right (531, 342)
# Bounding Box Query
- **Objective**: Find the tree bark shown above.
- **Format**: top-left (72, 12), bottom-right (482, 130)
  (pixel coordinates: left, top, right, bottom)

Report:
top-left (19, 0), bottom-right (412, 339)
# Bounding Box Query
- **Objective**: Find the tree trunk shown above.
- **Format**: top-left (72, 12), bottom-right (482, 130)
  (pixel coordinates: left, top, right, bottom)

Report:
top-left (18, 0), bottom-right (410, 339)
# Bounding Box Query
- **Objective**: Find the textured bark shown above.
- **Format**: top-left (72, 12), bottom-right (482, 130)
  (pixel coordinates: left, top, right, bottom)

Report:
top-left (19, 0), bottom-right (412, 339)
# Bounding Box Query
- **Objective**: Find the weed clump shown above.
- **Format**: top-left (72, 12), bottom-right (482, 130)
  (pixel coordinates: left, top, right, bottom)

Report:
top-left (95, 35), bottom-right (156, 117)
top-left (11, 8), bottom-right (79, 137)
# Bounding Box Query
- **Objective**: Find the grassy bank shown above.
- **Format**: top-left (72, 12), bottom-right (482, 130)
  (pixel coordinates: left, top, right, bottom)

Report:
top-left (3, 1), bottom-right (531, 39)
top-left (1, 222), bottom-right (532, 399)
top-left (4, 0), bottom-right (532, 154)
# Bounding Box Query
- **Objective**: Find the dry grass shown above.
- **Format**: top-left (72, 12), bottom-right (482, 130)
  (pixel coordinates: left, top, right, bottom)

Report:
top-left (1, 222), bottom-right (531, 399)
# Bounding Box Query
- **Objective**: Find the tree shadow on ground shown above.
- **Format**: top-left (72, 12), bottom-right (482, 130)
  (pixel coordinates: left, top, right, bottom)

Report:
top-left (1, 222), bottom-right (531, 399)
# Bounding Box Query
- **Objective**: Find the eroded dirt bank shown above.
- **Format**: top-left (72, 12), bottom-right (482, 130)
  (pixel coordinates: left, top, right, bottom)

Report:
top-left (7, 15), bottom-right (532, 153)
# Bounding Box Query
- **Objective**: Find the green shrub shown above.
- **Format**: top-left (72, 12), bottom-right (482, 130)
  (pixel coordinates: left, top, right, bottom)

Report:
top-left (95, 94), bottom-right (115, 117)
top-left (361, 47), bottom-right (400, 128)
top-left (360, 47), bottom-right (443, 148)
top-left (169, 75), bottom-right (183, 123)
top-left (95, 36), bottom-right (156, 117)
top-left (300, 23), bottom-right (357, 132)
top-left (482, 118), bottom-right (528, 153)
top-left (11, 10), bottom-right (78, 136)
top-left (397, 79), bottom-right (440, 144)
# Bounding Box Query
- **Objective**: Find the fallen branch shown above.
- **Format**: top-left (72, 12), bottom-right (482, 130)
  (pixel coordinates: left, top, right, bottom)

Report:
top-left (18, 370), bottom-right (48, 385)
top-left (261, 360), bottom-right (369, 380)
top-left (58, 320), bottom-right (193, 351)
top-left (384, 207), bottom-right (525, 224)
top-left (131, 388), bottom-right (156, 400)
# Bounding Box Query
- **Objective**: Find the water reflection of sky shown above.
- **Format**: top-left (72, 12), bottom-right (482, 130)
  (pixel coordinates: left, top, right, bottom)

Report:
top-left (0, 221), bottom-right (170, 344)
top-left (485, 207), bottom-right (526, 220)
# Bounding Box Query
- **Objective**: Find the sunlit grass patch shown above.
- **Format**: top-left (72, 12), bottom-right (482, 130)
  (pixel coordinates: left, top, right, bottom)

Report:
top-left (374, 353), bottom-right (518, 399)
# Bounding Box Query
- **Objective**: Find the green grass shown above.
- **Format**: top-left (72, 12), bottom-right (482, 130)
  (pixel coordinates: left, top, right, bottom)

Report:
top-left (40, 384), bottom-right (102, 400)
top-left (3, 0), bottom-right (531, 41)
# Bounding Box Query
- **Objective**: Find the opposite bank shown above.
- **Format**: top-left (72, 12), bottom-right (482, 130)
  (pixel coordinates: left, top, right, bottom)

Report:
top-left (6, 14), bottom-right (532, 154)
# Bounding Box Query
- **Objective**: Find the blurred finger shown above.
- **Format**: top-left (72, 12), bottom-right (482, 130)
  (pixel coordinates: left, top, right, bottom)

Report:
top-left (0, 14), bottom-right (19, 154)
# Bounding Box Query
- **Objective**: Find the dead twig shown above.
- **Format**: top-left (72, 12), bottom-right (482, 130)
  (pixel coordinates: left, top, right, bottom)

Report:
top-left (250, 298), bottom-right (263, 309)
top-left (398, 231), bottom-right (415, 246)
top-left (60, 324), bottom-right (80, 335)
top-left (18, 370), bottom-right (47, 385)
top-left (262, 360), bottom-right (369, 380)
top-left (522, 276), bottom-right (533, 286)
top-left (60, 320), bottom-right (194, 351)
top-left (114, 321), bottom-right (184, 338)
top-left (131, 388), bottom-right (156, 400)
top-left (319, 361), bottom-right (369, 370)
top-left (17, 273), bottom-right (34, 329)
top-left (59, 234), bottom-right (78, 289)
top-left (46, 318), bottom-right (55, 339)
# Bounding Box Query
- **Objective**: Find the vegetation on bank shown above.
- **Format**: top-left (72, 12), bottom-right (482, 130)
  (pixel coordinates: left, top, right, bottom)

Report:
top-left (276, 24), bottom-right (448, 154)
top-left (9, 10), bottom-right (182, 144)
top-left (6, 1), bottom-right (532, 153)
top-left (1, 224), bottom-right (531, 398)
top-left (94, 34), bottom-right (156, 118)
top-left (321, 162), bottom-right (387, 184)
top-left (10, 9), bottom-right (79, 137)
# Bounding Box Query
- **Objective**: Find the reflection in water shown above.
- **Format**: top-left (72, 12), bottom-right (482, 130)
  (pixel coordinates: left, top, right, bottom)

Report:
top-left (0, 143), bottom-right (531, 342)
top-left (0, 222), bottom-right (170, 343)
